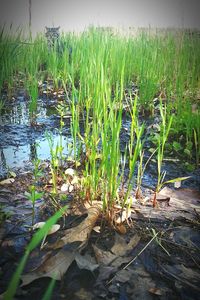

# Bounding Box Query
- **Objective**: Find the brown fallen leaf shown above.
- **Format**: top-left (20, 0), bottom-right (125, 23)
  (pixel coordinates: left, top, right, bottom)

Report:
top-left (21, 203), bottom-right (102, 287)
top-left (21, 249), bottom-right (76, 286)
top-left (156, 196), bottom-right (170, 208)
top-left (115, 223), bottom-right (127, 234)
top-left (158, 187), bottom-right (200, 212)
top-left (115, 269), bottom-right (132, 283)
top-left (93, 244), bottom-right (117, 265)
top-left (92, 225), bottom-right (101, 233)
top-left (115, 208), bottom-right (132, 224)
top-left (96, 266), bottom-right (117, 282)
top-left (93, 233), bottom-right (140, 267)
top-left (33, 222), bottom-right (60, 235)
top-left (0, 178), bottom-right (15, 185)
top-left (111, 233), bottom-right (140, 256)
top-left (149, 287), bottom-right (162, 296)
top-left (51, 202), bottom-right (102, 249)
top-left (75, 252), bottom-right (99, 272)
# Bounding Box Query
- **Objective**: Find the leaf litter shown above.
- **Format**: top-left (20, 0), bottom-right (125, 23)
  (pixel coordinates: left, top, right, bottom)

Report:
top-left (0, 171), bottom-right (200, 299)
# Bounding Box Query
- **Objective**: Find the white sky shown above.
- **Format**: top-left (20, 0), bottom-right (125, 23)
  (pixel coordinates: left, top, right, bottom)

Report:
top-left (0, 0), bottom-right (200, 34)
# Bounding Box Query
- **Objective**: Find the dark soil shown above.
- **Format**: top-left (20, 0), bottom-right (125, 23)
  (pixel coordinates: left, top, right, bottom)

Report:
top-left (0, 164), bottom-right (200, 299)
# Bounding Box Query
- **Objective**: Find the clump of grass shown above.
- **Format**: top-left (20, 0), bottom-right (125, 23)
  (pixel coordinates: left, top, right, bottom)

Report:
top-left (153, 100), bottom-right (189, 207)
top-left (1, 25), bottom-right (199, 211)
top-left (46, 131), bottom-right (60, 194)
top-left (26, 158), bottom-right (44, 225)
top-left (27, 78), bottom-right (38, 125)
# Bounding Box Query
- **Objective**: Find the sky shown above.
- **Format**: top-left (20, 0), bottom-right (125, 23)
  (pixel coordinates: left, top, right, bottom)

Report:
top-left (0, 0), bottom-right (200, 34)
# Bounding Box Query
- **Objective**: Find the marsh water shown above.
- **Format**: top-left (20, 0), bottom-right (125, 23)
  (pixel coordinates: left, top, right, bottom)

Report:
top-left (0, 90), bottom-right (72, 178)
top-left (0, 89), bottom-right (199, 191)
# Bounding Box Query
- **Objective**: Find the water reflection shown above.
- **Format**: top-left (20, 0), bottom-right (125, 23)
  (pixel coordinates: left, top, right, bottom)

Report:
top-left (0, 97), bottom-right (72, 177)
top-left (0, 135), bottom-right (72, 177)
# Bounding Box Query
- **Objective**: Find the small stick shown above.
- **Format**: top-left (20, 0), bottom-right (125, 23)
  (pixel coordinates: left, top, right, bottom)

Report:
top-left (40, 234), bottom-right (47, 250)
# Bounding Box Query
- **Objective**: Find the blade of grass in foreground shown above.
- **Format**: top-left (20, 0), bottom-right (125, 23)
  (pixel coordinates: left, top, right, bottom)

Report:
top-left (41, 278), bottom-right (56, 300)
top-left (4, 206), bottom-right (67, 300)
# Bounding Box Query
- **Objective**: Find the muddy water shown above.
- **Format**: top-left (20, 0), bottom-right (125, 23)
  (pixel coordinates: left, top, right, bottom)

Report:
top-left (0, 94), bottom-right (72, 178)
top-left (0, 93), bottom-right (199, 190)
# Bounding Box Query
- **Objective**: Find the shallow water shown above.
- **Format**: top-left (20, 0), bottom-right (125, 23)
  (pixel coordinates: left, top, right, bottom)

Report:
top-left (0, 94), bottom-right (72, 177)
top-left (0, 93), bottom-right (199, 190)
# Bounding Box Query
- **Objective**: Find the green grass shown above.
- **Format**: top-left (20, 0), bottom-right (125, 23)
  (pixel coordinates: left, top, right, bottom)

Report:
top-left (0, 25), bottom-right (199, 212)
top-left (1, 25), bottom-right (199, 300)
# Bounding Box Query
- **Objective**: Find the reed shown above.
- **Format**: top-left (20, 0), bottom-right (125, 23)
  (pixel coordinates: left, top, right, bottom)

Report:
top-left (46, 131), bottom-right (60, 194)
top-left (27, 78), bottom-right (38, 125)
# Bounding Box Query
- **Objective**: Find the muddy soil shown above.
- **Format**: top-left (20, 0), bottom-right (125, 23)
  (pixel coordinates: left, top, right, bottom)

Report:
top-left (0, 174), bottom-right (199, 299)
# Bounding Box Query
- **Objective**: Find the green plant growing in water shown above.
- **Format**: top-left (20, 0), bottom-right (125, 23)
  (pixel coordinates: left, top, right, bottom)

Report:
top-left (153, 100), bottom-right (189, 207)
top-left (136, 148), bottom-right (157, 200)
top-left (26, 158), bottom-right (44, 225)
top-left (70, 87), bottom-right (81, 162)
top-left (122, 94), bottom-right (144, 208)
top-left (46, 131), bottom-right (60, 194)
top-left (28, 79), bottom-right (38, 125)
top-left (26, 185), bottom-right (44, 225)
top-left (194, 128), bottom-right (200, 167)
top-left (0, 99), bottom-right (5, 114)
top-left (56, 101), bottom-right (68, 164)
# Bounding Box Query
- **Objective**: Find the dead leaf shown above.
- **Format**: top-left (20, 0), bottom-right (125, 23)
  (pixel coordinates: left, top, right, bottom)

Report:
top-left (156, 195), bottom-right (170, 207)
top-left (149, 287), bottom-right (162, 296)
top-left (68, 185), bottom-right (74, 193)
top-left (0, 178), bottom-right (15, 185)
top-left (93, 226), bottom-right (101, 233)
top-left (32, 222), bottom-right (60, 235)
top-left (65, 168), bottom-right (76, 177)
top-left (0, 188), bottom-right (13, 193)
top-left (93, 244), bottom-right (117, 265)
top-left (60, 183), bottom-right (69, 192)
top-left (51, 203), bottom-right (102, 249)
top-left (92, 233), bottom-right (139, 268)
top-left (21, 249), bottom-right (76, 286)
top-left (21, 214), bottom-right (100, 287)
top-left (115, 224), bottom-right (127, 234)
top-left (75, 253), bottom-right (99, 272)
top-left (115, 208), bottom-right (132, 224)
top-left (71, 176), bottom-right (79, 185)
top-left (2, 239), bottom-right (15, 247)
top-left (111, 233), bottom-right (140, 256)
top-left (115, 269), bottom-right (132, 283)
top-left (158, 187), bottom-right (200, 213)
top-left (46, 224), bottom-right (60, 235)
top-left (96, 266), bottom-right (117, 282)
top-left (32, 222), bottom-right (46, 230)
